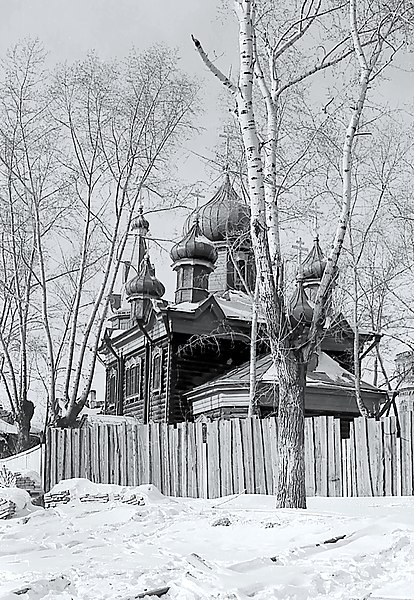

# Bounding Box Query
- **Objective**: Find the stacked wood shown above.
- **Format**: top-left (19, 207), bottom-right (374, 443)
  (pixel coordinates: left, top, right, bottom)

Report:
top-left (0, 497), bottom-right (16, 519)
top-left (14, 473), bottom-right (43, 499)
top-left (121, 494), bottom-right (145, 506)
top-left (44, 490), bottom-right (70, 508)
top-left (80, 493), bottom-right (110, 503)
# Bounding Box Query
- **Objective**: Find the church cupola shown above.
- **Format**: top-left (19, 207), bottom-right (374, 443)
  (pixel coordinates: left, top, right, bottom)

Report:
top-left (300, 235), bottom-right (327, 304)
top-left (130, 206), bottom-right (149, 237)
top-left (170, 219), bottom-right (217, 304)
top-left (125, 255), bottom-right (165, 322)
top-left (186, 173), bottom-right (250, 242)
top-left (184, 173), bottom-right (254, 295)
top-left (289, 275), bottom-right (314, 327)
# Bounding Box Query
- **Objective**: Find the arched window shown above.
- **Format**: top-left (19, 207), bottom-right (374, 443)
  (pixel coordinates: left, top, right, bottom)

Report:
top-left (125, 357), bottom-right (142, 404)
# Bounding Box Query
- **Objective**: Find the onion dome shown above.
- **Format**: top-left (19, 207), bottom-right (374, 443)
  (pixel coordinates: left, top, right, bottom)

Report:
top-left (301, 235), bottom-right (326, 280)
top-left (184, 174), bottom-right (250, 242)
top-left (125, 256), bottom-right (165, 299)
top-left (170, 219), bottom-right (218, 264)
top-left (130, 206), bottom-right (149, 236)
top-left (289, 278), bottom-right (313, 326)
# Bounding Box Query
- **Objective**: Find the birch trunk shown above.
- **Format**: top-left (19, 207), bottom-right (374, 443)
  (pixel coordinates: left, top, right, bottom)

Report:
top-left (235, 0), bottom-right (305, 507)
top-left (276, 353), bottom-right (307, 509)
top-left (248, 279), bottom-right (259, 417)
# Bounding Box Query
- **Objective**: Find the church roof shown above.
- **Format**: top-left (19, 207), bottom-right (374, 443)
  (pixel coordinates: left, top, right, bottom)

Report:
top-left (130, 206), bottom-right (150, 235)
top-left (170, 219), bottom-right (218, 263)
top-left (288, 278), bottom-right (314, 325)
top-left (301, 235), bottom-right (326, 280)
top-left (125, 256), bottom-right (165, 299)
top-left (184, 174), bottom-right (250, 242)
top-left (186, 351), bottom-right (381, 396)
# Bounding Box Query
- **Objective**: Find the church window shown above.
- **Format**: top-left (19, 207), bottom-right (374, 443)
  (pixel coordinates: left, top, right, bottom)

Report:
top-left (177, 269), bottom-right (184, 289)
top-left (152, 349), bottom-right (163, 393)
top-left (106, 367), bottom-right (117, 411)
top-left (125, 357), bottom-right (142, 403)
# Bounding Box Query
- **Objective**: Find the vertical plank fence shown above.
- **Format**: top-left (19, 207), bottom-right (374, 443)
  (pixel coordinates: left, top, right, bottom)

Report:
top-left (44, 413), bottom-right (414, 498)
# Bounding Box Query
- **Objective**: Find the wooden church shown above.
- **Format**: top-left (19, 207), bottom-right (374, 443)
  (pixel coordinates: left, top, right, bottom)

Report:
top-left (100, 174), bottom-right (385, 424)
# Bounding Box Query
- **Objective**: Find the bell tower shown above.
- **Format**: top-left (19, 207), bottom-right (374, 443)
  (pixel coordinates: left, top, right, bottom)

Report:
top-left (124, 210), bottom-right (165, 323)
top-left (170, 219), bottom-right (218, 304)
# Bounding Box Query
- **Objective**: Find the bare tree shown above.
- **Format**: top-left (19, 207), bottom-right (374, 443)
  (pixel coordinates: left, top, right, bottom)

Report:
top-left (0, 41), bottom-right (199, 442)
top-left (193, 0), bottom-right (413, 507)
top-left (0, 41), bottom-right (71, 449)
top-left (48, 47), bottom-right (199, 425)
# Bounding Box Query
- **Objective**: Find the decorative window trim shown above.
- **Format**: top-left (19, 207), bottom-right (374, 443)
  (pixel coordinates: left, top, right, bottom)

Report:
top-left (125, 356), bottom-right (142, 402)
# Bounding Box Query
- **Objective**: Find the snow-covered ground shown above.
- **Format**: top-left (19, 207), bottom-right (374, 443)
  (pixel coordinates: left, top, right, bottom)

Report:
top-left (1, 479), bottom-right (414, 599)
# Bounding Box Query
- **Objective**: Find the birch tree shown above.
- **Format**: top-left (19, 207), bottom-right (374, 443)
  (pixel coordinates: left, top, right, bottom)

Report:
top-left (193, 0), bottom-right (413, 507)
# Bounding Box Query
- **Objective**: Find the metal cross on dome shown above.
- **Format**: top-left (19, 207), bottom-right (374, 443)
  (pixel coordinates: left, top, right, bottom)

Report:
top-left (311, 202), bottom-right (324, 238)
top-left (190, 188), bottom-right (205, 211)
top-left (219, 125), bottom-right (237, 174)
top-left (292, 237), bottom-right (308, 266)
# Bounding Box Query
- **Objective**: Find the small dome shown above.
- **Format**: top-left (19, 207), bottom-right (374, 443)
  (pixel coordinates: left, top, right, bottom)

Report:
top-left (184, 174), bottom-right (250, 242)
top-left (125, 256), bottom-right (165, 299)
top-left (170, 219), bottom-right (218, 264)
top-left (301, 236), bottom-right (326, 280)
top-left (289, 279), bottom-right (313, 326)
top-left (130, 207), bottom-right (149, 236)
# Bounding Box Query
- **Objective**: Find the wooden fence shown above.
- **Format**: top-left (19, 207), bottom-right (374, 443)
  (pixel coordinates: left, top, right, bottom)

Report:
top-left (44, 414), bottom-right (414, 498)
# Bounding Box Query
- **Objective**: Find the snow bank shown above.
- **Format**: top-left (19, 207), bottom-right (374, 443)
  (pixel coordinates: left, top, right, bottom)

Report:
top-left (1, 487), bottom-right (414, 599)
top-left (0, 487), bottom-right (41, 518)
top-left (49, 478), bottom-right (167, 504)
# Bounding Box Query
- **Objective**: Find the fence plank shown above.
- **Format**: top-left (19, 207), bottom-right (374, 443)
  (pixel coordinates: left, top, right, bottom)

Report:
top-left (253, 419), bottom-right (267, 494)
top-left (341, 438), bottom-right (348, 497)
top-left (383, 418), bottom-right (393, 496)
top-left (305, 418), bottom-right (315, 497)
top-left (241, 419), bottom-right (255, 494)
top-left (400, 412), bottom-right (412, 496)
top-left (193, 423), bottom-right (204, 498)
top-left (313, 416), bottom-right (328, 496)
top-left (332, 418), bottom-right (342, 497)
top-left (231, 419), bottom-right (244, 494)
top-left (177, 423), bottom-right (185, 497)
top-left (207, 421), bottom-right (220, 498)
top-left (220, 420), bottom-right (233, 496)
top-left (187, 423), bottom-right (197, 498)
top-left (368, 419), bottom-right (383, 496)
top-left (261, 418), bottom-right (273, 495)
top-left (268, 417), bottom-right (278, 495)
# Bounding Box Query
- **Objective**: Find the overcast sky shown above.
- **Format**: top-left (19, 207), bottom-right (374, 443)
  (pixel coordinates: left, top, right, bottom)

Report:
top-left (0, 0), bottom-right (241, 293)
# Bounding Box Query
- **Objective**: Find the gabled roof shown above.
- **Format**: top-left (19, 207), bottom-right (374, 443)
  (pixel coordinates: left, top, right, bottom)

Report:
top-left (216, 291), bottom-right (258, 322)
top-left (186, 351), bottom-right (382, 399)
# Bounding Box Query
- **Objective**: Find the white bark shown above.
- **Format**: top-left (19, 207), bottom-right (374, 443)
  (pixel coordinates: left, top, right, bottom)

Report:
top-left (248, 278), bottom-right (259, 417)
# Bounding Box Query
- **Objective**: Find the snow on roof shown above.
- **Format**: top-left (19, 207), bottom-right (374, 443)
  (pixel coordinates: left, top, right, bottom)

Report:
top-left (188, 351), bottom-right (379, 396)
top-left (263, 352), bottom-right (378, 391)
top-left (216, 291), bottom-right (258, 322)
top-left (80, 414), bottom-right (139, 427)
top-left (0, 419), bottom-right (18, 434)
top-left (168, 300), bottom-right (203, 312)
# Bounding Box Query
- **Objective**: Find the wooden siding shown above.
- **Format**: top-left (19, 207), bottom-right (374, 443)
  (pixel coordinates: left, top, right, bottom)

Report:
top-left (169, 336), bottom-right (251, 423)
